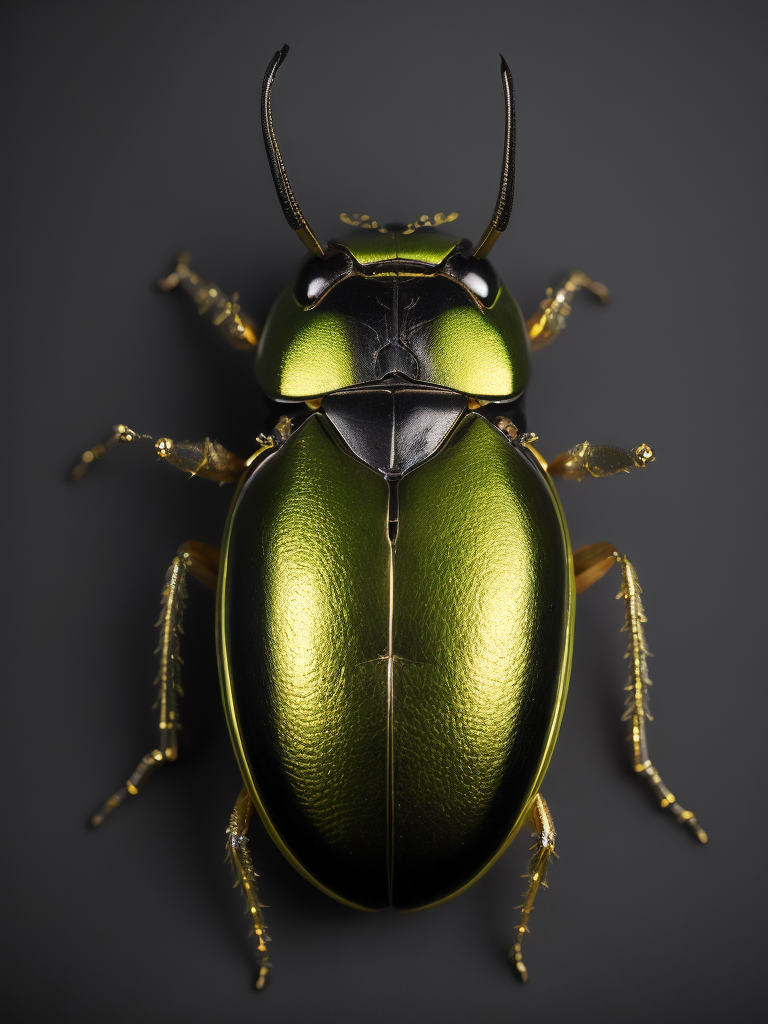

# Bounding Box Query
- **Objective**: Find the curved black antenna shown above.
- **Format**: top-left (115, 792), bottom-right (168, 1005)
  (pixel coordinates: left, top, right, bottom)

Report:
top-left (262, 45), bottom-right (325, 257)
top-left (473, 55), bottom-right (515, 259)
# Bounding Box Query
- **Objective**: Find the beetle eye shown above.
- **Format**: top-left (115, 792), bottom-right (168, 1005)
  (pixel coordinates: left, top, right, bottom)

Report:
top-left (292, 250), bottom-right (353, 306)
top-left (461, 270), bottom-right (491, 299)
top-left (442, 253), bottom-right (499, 306)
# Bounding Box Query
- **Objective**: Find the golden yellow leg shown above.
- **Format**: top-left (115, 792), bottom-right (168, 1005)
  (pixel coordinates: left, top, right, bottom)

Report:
top-left (548, 441), bottom-right (655, 480)
top-left (509, 793), bottom-right (556, 983)
top-left (526, 270), bottom-right (611, 350)
top-left (614, 551), bottom-right (707, 843)
top-left (70, 424), bottom-right (150, 480)
top-left (225, 788), bottom-right (271, 990)
top-left (158, 251), bottom-right (258, 350)
top-left (70, 425), bottom-right (246, 483)
top-left (154, 436), bottom-right (246, 482)
top-left (91, 541), bottom-right (219, 826)
top-left (178, 539), bottom-right (220, 592)
top-left (573, 541), bottom-right (616, 594)
top-left (575, 544), bottom-right (708, 844)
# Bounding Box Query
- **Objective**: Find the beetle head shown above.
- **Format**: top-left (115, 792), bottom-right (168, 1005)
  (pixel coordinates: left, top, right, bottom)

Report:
top-left (255, 48), bottom-right (529, 404)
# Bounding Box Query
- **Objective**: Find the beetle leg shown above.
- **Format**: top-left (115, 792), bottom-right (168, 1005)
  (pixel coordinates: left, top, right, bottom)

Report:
top-left (225, 788), bottom-right (271, 990)
top-left (526, 270), bottom-right (611, 350)
top-left (70, 427), bottom-right (246, 482)
top-left (548, 441), bottom-right (655, 480)
top-left (573, 544), bottom-right (708, 844)
top-left (177, 539), bottom-right (220, 591)
top-left (69, 424), bottom-right (151, 480)
top-left (154, 436), bottom-right (247, 481)
top-left (90, 540), bottom-right (219, 826)
top-left (509, 793), bottom-right (556, 983)
top-left (158, 251), bottom-right (259, 351)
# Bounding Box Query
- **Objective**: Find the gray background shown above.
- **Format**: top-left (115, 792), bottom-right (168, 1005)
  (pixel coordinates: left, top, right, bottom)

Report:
top-left (2, 1), bottom-right (766, 1021)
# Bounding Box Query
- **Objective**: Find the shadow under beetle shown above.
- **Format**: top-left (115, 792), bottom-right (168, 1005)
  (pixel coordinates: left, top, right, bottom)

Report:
top-left (74, 45), bottom-right (706, 990)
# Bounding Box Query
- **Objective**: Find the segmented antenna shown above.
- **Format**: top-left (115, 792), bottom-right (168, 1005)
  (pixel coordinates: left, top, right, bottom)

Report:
top-left (473, 55), bottom-right (515, 258)
top-left (261, 45), bottom-right (325, 257)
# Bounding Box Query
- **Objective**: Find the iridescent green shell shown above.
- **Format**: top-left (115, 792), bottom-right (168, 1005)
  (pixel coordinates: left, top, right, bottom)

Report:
top-left (254, 231), bottom-right (531, 401)
top-left (217, 413), bottom-right (573, 910)
top-left (339, 230), bottom-right (462, 266)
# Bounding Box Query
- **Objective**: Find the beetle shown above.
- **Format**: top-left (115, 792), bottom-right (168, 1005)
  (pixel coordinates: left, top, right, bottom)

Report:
top-left (74, 45), bottom-right (706, 990)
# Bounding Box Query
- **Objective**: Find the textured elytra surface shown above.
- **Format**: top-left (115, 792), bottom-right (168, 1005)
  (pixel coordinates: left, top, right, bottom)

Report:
top-left (391, 416), bottom-right (571, 907)
top-left (222, 415), bottom-right (392, 909)
top-left (221, 413), bottom-right (571, 909)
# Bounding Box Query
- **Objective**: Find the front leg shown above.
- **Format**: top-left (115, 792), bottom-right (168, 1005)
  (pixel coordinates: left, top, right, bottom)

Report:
top-left (158, 251), bottom-right (258, 351)
top-left (527, 270), bottom-right (611, 350)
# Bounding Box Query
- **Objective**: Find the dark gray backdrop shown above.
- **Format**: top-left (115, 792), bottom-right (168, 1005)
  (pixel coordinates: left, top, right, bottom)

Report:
top-left (3, 1), bottom-right (766, 1021)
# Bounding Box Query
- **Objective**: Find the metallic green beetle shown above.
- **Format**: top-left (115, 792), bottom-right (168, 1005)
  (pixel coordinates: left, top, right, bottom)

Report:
top-left (76, 45), bottom-right (706, 990)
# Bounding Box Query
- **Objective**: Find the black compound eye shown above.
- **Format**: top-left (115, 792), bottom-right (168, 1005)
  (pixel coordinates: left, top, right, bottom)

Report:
top-left (442, 253), bottom-right (500, 306)
top-left (292, 250), bottom-right (353, 306)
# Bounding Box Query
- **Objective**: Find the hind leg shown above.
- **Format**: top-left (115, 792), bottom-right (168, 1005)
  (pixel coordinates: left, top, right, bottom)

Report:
top-left (225, 788), bottom-right (271, 990)
top-left (574, 543), bottom-right (707, 843)
top-left (509, 793), bottom-right (556, 983)
top-left (90, 540), bottom-right (220, 826)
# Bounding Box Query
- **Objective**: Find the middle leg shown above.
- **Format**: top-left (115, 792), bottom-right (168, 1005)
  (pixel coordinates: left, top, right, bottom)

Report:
top-left (71, 427), bottom-right (247, 483)
top-left (548, 441), bottom-right (655, 480)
